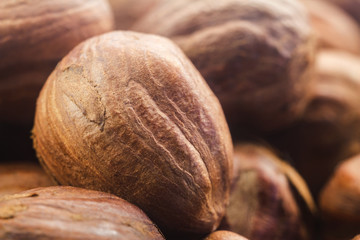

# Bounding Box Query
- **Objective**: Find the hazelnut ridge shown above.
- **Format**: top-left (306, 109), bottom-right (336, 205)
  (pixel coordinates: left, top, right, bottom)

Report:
top-left (32, 31), bottom-right (233, 237)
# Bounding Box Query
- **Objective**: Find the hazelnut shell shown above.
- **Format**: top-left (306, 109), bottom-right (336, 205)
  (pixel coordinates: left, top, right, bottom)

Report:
top-left (32, 31), bottom-right (233, 237)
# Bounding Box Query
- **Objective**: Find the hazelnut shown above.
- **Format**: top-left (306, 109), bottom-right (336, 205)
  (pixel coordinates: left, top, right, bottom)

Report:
top-left (0, 186), bottom-right (164, 239)
top-left (353, 235), bottom-right (360, 240)
top-left (204, 231), bottom-right (248, 240)
top-left (0, 0), bottom-right (114, 125)
top-left (0, 161), bottom-right (54, 197)
top-left (108, 0), bottom-right (166, 29)
top-left (266, 50), bottom-right (360, 196)
top-left (319, 155), bottom-right (360, 240)
top-left (221, 143), bottom-right (316, 240)
top-left (301, 0), bottom-right (360, 54)
top-left (132, 0), bottom-right (315, 133)
top-left (32, 31), bottom-right (233, 237)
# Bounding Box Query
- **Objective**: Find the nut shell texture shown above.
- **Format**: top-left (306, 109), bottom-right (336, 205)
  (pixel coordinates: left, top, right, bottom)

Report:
top-left (132, 0), bottom-right (314, 132)
top-left (0, 186), bottom-right (164, 240)
top-left (0, 0), bottom-right (114, 124)
top-left (33, 31), bottom-right (233, 236)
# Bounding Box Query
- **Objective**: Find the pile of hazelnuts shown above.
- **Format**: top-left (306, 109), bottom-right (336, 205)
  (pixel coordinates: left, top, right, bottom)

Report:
top-left (1, 0), bottom-right (360, 239)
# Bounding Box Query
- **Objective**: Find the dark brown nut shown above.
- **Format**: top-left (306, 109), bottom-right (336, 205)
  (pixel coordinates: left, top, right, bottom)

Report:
top-left (301, 0), bottom-right (360, 54)
top-left (328, 0), bottom-right (360, 25)
top-left (132, 0), bottom-right (315, 133)
top-left (0, 0), bottom-right (114, 125)
top-left (0, 186), bottom-right (164, 240)
top-left (221, 144), bottom-right (316, 240)
top-left (32, 31), bottom-right (233, 237)
top-left (0, 162), bottom-right (54, 197)
top-left (319, 155), bottom-right (360, 240)
top-left (108, 0), bottom-right (166, 29)
top-left (266, 50), bottom-right (360, 196)
top-left (204, 231), bottom-right (248, 240)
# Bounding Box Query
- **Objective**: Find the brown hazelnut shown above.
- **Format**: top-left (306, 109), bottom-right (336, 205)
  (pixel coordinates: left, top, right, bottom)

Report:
top-left (319, 155), bottom-right (360, 240)
top-left (0, 161), bottom-right (54, 197)
top-left (204, 231), bottom-right (248, 240)
top-left (108, 0), bottom-right (166, 29)
top-left (266, 50), bottom-right (360, 196)
top-left (221, 143), bottom-right (316, 240)
top-left (132, 0), bottom-right (315, 133)
top-left (0, 0), bottom-right (114, 125)
top-left (301, 0), bottom-right (360, 54)
top-left (0, 186), bottom-right (164, 239)
top-left (32, 31), bottom-right (233, 237)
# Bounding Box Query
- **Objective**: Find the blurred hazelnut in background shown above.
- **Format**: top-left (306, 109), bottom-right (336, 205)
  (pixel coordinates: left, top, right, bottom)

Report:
top-left (0, 0), bottom-right (114, 126)
top-left (108, 0), bottom-right (166, 29)
top-left (221, 143), bottom-right (317, 240)
top-left (266, 50), bottom-right (360, 197)
top-left (132, 0), bottom-right (315, 134)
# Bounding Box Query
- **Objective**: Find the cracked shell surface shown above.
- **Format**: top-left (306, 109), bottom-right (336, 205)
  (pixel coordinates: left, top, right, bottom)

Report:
top-left (0, 186), bottom-right (164, 240)
top-left (32, 31), bottom-right (233, 237)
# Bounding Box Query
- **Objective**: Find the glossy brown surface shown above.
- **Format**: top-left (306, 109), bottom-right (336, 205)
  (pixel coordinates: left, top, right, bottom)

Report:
top-left (132, 0), bottom-right (314, 133)
top-left (0, 186), bottom-right (164, 240)
top-left (204, 230), bottom-right (248, 240)
top-left (221, 144), bottom-right (315, 240)
top-left (0, 162), bottom-right (54, 197)
top-left (0, 0), bottom-right (114, 125)
top-left (32, 31), bottom-right (233, 237)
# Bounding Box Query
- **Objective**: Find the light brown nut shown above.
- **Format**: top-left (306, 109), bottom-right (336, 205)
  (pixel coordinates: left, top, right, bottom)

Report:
top-left (132, 0), bottom-right (315, 133)
top-left (204, 230), bottom-right (248, 240)
top-left (0, 0), bottom-right (114, 125)
top-left (32, 31), bottom-right (233, 238)
top-left (319, 155), bottom-right (360, 240)
top-left (0, 186), bottom-right (164, 240)
top-left (266, 50), bottom-right (360, 196)
top-left (221, 144), bottom-right (316, 240)
top-left (0, 161), bottom-right (54, 197)
top-left (301, 0), bottom-right (360, 54)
